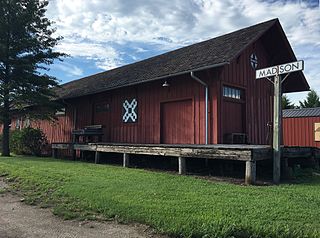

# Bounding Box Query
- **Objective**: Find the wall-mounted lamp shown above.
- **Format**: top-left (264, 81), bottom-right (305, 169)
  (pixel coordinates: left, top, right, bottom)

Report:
top-left (162, 80), bottom-right (170, 87)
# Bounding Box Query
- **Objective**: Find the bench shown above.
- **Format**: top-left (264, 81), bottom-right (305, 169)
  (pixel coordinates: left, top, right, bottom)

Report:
top-left (72, 125), bottom-right (104, 143)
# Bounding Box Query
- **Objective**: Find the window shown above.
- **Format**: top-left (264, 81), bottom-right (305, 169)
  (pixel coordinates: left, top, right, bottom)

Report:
top-left (55, 108), bottom-right (66, 116)
top-left (15, 119), bottom-right (21, 129)
top-left (23, 118), bottom-right (30, 127)
top-left (223, 86), bottom-right (244, 100)
top-left (95, 103), bottom-right (110, 113)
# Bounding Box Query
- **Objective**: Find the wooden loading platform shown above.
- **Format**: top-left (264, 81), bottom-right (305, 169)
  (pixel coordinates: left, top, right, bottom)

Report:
top-left (52, 143), bottom-right (272, 185)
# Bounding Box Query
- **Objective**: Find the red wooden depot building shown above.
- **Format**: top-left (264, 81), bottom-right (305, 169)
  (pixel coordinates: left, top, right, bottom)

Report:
top-left (35, 19), bottom-right (309, 145)
top-left (3, 19), bottom-right (310, 184)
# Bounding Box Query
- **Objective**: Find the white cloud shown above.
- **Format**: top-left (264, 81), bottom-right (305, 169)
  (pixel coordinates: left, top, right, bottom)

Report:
top-left (134, 47), bottom-right (148, 53)
top-left (47, 0), bottom-right (320, 103)
top-left (55, 40), bottom-right (121, 70)
top-left (51, 62), bottom-right (84, 78)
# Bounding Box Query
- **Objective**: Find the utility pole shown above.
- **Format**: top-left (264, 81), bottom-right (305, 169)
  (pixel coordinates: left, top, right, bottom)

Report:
top-left (273, 71), bottom-right (282, 184)
top-left (256, 60), bottom-right (304, 184)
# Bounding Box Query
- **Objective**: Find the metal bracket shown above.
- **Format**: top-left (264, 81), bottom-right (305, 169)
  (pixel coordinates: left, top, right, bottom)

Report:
top-left (281, 73), bottom-right (291, 84)
top-left (266, 77), bottom-right (274, 85)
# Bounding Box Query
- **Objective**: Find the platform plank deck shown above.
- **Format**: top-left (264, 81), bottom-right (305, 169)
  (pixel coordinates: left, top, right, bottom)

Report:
top-left (51, 143), bottom-right (319, 185)
top-left (52, 143), bottom-right (272, 161)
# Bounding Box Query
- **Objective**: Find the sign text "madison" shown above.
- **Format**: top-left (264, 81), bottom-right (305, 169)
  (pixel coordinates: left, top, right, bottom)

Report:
top-left (256, 60), bottom-right (304, 79)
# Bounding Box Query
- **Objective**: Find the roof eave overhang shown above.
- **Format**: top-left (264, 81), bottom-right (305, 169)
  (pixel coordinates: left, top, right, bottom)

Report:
top-left (272, 22), bottom-right (310, 93)
top-left (227, 19), bottom-right (309, 94)
top-left (229, 20), bottom-right (278, 63)
top-left (59, 61), bottom-right (229, 100)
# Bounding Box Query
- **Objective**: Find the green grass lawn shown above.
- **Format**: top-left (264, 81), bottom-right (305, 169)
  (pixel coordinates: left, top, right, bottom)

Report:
top-left (0, 156), bottom-right (319, 238)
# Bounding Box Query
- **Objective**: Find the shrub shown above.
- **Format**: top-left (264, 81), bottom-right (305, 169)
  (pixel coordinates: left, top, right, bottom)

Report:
top-left (10, 127), bottom-right (48, 156)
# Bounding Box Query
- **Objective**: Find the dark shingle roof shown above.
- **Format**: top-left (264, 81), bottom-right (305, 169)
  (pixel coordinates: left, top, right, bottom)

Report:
top-left (57, 19), bottom-right (279, 99)
top-left (283, 107), bottom-right (320, 118)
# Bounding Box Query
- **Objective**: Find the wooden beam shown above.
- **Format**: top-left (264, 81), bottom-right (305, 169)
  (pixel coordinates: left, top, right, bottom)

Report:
top-left (315, 158), bottom-right (320, 170)
top-left (74, 144), bottom-right (96, 151)
top-left (95, 151), bottom-right (101, 164)
top-left (281, 157), bottom-right (290, 179)
top-left (252, 148), bottom-right (272, 161)
top-left (52, 143), bottom-right (73, 150)
top-left (282, 147), bottom-right (313, 158)
top-left (72, 149), bottom-right (76, 161)
top-left (52, 143), bottom-right (272, 163)
top-left (123, 153), bottom-right (130, 168)
top-left (205, 158), bottom-right (209, 167)
top-left (178, 157), bottom-right (186, 175)
top-left (245, 161), bottom-right (256, 185)
top-left (95, 145), bottom-right (253, 161)
top-left (52, 148), bottom-right (58, 159)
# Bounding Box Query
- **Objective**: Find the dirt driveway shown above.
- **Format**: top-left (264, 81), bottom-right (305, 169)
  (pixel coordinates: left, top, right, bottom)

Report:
top-left (0, 180), bottom-right (164, 238)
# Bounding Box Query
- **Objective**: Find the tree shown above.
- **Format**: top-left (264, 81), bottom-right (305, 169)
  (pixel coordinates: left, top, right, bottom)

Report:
top-left (299, 89), bottom-right (320, 108)
top-left (282, 94), bottom-right (295, 109)
top-left (0, 0), bottom-right (65, 156)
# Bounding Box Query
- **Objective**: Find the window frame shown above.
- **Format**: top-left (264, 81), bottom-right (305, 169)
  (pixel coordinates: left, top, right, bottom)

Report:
top-left (222, 85), bottom-right (245, 101)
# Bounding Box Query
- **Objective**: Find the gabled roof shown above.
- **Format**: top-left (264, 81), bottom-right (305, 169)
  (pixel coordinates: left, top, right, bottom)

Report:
top-left (283, 107), bottom-right (320, 118)
top-left (56, 18), bottom-right (308, 99)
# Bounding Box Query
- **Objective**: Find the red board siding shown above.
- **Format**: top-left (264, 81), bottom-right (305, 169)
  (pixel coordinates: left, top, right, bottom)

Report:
top-left (160, 99), bottom-right (194, 144)
top-left (30, 111), bottom-right (73, 144)
top-left (220, 39), bottom-right (273, 144)
top-left (8, 106), bottom-right (74, 144)
top-left (283, 117), bottom-right (320, 147)
top-left (0, 107), bottom-right (73, 145)
top-left (222, 100), bottom-right (245, 134)
top-left (69, 73), bottom-right (217, 145)
top-left (72, 97), bottom-right (93, 129)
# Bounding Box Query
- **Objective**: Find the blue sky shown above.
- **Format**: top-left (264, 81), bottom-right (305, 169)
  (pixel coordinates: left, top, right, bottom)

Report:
top-left (46, 0), bottom-right (319, 105)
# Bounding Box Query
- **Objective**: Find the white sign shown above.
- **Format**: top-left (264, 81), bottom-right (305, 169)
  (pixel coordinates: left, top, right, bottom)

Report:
top-left (256, 60), bottom-right (304, 79)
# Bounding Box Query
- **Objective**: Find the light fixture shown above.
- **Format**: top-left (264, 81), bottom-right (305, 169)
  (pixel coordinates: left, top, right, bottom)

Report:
top-left (162, 80), bottom-right (170, 87)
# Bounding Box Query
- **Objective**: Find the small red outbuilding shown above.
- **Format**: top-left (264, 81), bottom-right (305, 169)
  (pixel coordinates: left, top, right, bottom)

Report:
top-left (283, 107), bottom-right (320, 148)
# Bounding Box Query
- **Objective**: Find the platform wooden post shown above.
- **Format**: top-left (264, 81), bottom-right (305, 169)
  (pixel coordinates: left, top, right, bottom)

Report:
top-left (178, 157), bottom-right (186, 175)
top-left (281, 157), bottom-right (290, 179)
top-left (315, 158), bottom-right (320, 170)
top-left (52, 148), bottom-right (58, 159)
top-left (123, 153), bottom-right (130, 167)
top-left (205, 158), bottom-right (209, 167)
top-left (245, 160), bottom-right (256, 185)
top-left (95, 151), bottom-right (101, 164)
top-left (72, 150), bottom-right (76, 160)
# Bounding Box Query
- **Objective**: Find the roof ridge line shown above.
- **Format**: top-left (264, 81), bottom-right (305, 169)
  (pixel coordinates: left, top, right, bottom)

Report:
top-left (59, 18), bottom-right (279, 87)
top-left (228, 18), bottom-right (278, 64)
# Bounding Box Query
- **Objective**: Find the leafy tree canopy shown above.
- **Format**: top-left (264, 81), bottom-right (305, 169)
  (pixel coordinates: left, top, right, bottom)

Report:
top-left (0, 0), bottom-right (66, 156)
top-left (299, 89), bottom-right (320, 108)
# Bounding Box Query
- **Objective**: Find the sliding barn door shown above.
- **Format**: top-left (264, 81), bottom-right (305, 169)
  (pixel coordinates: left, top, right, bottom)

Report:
top-left (160, 99), bottom-right (194, 144)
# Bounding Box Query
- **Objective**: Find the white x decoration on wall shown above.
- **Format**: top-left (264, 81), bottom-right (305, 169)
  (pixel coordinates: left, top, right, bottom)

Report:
top-left (123, 98), bottom-right (138, 123)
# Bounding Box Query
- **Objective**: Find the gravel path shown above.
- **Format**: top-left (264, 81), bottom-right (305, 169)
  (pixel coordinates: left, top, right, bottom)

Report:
top-left (0, 179), bottom-right (165, 238)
